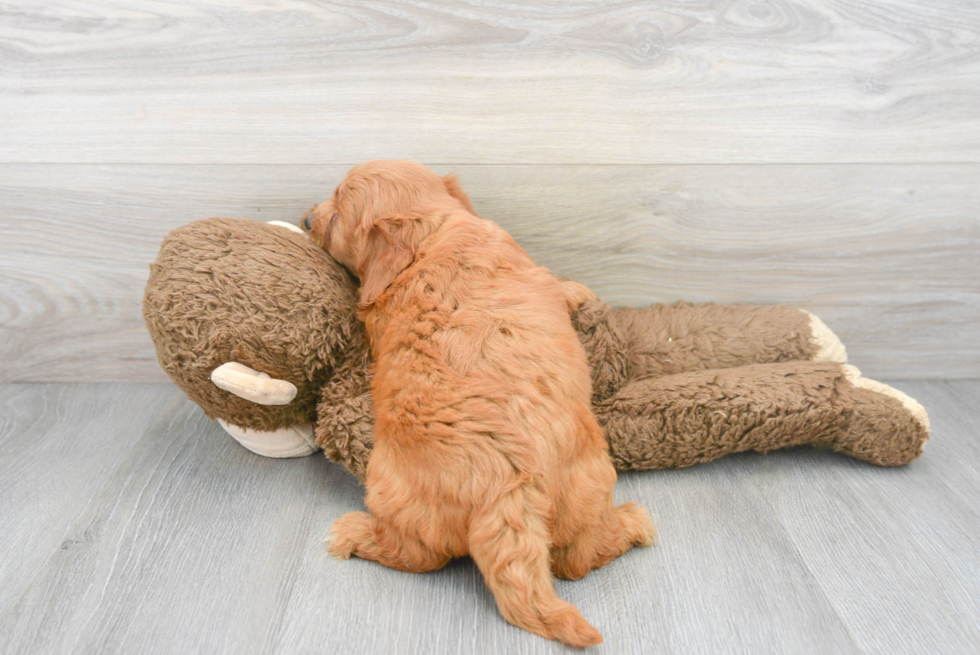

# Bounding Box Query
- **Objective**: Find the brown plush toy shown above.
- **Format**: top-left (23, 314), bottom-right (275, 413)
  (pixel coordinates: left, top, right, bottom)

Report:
top-left (143, 217), bottom-right (930, 481)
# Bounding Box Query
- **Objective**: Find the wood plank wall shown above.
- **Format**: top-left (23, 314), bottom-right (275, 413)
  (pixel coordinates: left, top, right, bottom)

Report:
top-left (1, 1), bottom-right (978, 382)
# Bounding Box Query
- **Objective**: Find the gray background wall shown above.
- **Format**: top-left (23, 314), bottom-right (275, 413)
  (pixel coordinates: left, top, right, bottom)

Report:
top-left (2, 0), bottom-right (978, 382)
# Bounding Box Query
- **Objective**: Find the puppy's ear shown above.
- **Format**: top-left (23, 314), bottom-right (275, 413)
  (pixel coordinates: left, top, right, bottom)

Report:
top-left (357, 215), bottom-right (422, 310)
top-left (442, 174), bottom-right (476, 215)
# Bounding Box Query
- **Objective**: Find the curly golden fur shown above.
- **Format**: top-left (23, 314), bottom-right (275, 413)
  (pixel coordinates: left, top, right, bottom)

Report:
top-left (305, 161), bottom-right (654, 647)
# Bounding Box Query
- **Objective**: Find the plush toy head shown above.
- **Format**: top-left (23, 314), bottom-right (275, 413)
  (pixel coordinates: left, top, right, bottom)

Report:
top-left (143, 217), bottom-right (360, 434)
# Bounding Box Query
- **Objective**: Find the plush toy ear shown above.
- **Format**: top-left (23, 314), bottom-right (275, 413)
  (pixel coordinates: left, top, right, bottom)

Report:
top-left (442, 173), bottom-right (476, 214)
top-left (357, 215), bottom-right (422, 310)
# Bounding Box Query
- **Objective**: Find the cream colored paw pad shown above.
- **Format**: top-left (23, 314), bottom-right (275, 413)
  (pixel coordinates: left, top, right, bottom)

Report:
top-left (804, 311), bottom-right (847, 363)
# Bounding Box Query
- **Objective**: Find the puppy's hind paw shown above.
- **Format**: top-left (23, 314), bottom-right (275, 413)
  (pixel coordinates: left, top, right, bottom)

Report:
top-left (325, 534), bottom-right (354, 560)
top-left (326, 511), bottom-right (374, 560)
top-left (617, 502), bottom-right (656, 547)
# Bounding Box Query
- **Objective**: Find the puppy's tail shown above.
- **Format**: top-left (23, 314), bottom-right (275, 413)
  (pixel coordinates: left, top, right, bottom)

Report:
top-left (468, 484), bottom-right (601, 648)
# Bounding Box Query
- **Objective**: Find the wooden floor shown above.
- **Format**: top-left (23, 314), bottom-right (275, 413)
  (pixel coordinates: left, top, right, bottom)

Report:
top-left (1, 2), bottom-right (978, 653)
top-left (1, 381), bottom-right (978, 654)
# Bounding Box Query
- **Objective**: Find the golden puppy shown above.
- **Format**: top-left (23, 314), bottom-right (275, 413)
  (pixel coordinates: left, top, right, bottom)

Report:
top-left (304, 161), bottom-right (654, 647)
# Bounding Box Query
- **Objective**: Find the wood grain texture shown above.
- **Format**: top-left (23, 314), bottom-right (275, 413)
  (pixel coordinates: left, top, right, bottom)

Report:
top-left (273, 464), bottom-right (861, 655)
top-left (0, 384), bottom-right (337, 654)
top-left (1, 1), bottom-right (979, 164)
top-left (740, 379), bottom-right (980, 654)
top-left (1, 163), bottom-right (976, 382)
top-left (2, 3), bottom-right (976, 650)
top-left (2, 382), bottom-right (978, 654)
top-left (0, 384), bottom-right (179, 618)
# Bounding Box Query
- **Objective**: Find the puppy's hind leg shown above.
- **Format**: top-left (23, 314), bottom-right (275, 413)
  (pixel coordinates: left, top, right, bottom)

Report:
top-left (552, 411), bottom-right (655, 580)
top-left (615, 502), bottom-right (656, 548)
top-left (327, 511), bottom-right (450, 573)
top-left (552, 500), bottom-right (655, 581)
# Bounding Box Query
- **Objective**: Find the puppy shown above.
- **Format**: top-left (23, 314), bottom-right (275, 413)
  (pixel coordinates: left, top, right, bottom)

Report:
top-left (304, 161), bottom-right (654, 647)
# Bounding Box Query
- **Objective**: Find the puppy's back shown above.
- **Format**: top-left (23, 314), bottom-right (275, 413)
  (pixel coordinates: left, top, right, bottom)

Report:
top-left (381, 213), bottom-right (590, 399)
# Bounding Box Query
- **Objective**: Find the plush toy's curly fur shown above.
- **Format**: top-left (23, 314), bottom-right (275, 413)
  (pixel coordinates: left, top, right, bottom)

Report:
top-left (144, 218), bottom-right (362, 431)
top-left (143, 218), bottom-right (929, 482)
top-left (573, 302), bottom-right (929, 470)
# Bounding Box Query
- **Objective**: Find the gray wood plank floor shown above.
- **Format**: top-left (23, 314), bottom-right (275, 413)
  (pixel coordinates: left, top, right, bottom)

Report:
top-left (2, 381), bottom-right (978, 655)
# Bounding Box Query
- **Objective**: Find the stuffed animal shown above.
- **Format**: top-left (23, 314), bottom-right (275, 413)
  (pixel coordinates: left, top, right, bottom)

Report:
top-left (143, 217), bottom-right (929, 481)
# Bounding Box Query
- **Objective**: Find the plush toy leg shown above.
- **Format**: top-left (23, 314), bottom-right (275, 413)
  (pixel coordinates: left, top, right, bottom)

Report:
top-left (607, 303), bottom-right (847, 379)
top-left (832, 365), bottom-right (930, 465)
top-left (596, 361), bottom-right (928, 470)
top-left (217, 419), bottom-right (319, 458)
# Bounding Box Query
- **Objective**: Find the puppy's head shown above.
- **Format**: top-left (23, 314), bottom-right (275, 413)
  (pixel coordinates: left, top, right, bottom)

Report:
top-left (303, 160), bottom-right (475, 309)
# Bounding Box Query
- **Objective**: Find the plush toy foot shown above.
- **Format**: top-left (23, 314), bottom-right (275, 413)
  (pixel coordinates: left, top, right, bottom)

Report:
top-left (218, 419), bottom-right (319, 458)
top-left (828, 366), bottom-right (930, 465)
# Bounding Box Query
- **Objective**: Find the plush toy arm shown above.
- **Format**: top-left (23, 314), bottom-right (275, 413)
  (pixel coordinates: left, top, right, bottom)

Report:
top-left (594, 361), bottom-right (928, 470)
top-left (608, 303), bottom-right (847, 381)
top-left (314, 348), bottom-right (376, 483)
